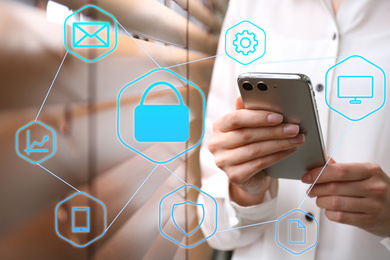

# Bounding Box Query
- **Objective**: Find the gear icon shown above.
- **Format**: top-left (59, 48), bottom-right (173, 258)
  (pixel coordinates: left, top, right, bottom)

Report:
top-left (233, 30), bottom-right (258, 55)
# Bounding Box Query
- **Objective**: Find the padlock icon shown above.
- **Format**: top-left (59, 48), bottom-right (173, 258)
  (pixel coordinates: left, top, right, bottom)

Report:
top-left (134, 81), bottom-right (189, 142)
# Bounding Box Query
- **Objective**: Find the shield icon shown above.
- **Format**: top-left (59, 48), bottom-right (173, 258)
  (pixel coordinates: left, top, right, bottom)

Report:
top-left (172, 201), bottom-right (205, 236)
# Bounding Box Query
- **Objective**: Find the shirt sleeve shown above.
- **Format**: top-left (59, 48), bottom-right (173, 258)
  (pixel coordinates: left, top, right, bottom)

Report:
top-left (198, 169), bottom-right (278, 251)
top-left (380, 237), bottom-right (390, 251)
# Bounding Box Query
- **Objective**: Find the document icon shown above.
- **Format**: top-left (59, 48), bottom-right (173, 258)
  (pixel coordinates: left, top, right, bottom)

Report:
top-left (288, 220), bottom-right (306, 245)
top-left (72, 22), bottom-right (110, 48)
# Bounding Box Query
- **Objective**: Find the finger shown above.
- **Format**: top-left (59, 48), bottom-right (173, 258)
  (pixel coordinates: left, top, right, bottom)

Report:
top-left (223, 148), bottom-right (297, 184)
top-left (212, 124), bottom-right (300, 149)
top-left (235, 96), bottom-right (244, 110)
top-left (215, 134), bottom-right (304, 167)
top-left (325, 209), bottom-right (372, 229)
top-left (316, 196), bottom-right (381, 214)
top-left (302, 163), bottom-right (372, 184)
top-left (217, 110), bottom-right (283, 132)
top-left (327, 157), bottom-right (337, 164)
top-left (309, 181), bottom-right (368, 198)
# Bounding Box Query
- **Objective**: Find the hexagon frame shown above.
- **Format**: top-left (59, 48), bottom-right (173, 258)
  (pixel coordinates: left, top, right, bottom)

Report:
top-left (15, 121), bottom-right (56, 164)
top-left (159, 185), bottom-right (217, 248)
top-left (276, 209), bottom-right (318, 255)
top-left (225, 20), bottom-right (266, 65)
top-left (116, 68), bottom-right (206, 164)
top-left (55, 192), bottom-right (107, 248)
top-left (64, 5), bottom-right (118, 63)
top-left (325, 55), bottom-right (387, 121)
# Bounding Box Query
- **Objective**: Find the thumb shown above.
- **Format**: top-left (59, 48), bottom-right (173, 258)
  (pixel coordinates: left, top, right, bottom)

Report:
top-left (235, 96), bottom-right (244, 110)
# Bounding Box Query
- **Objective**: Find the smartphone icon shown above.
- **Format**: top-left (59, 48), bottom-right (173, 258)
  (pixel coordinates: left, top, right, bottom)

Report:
top-left (72, 207), bottom-right (90, 233)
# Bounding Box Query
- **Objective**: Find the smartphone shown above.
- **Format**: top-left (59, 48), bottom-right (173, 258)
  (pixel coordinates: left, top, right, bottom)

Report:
top-left (72, 206), bottom-right (90, 233)
top-left (237, 72), bottom-right (326, 180)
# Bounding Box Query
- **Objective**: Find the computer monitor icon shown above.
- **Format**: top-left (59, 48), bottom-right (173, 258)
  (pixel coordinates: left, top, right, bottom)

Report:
top-left (72, 207), bottom-right (90, 233)
top-left (337, 75), bottom-right (374, 104)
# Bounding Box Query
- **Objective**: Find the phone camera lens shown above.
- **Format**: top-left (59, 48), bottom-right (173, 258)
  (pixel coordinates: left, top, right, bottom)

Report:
top-left (257, 82), bottom-right (268, 91)
top-left (242, 82), bottom-right (253, 90)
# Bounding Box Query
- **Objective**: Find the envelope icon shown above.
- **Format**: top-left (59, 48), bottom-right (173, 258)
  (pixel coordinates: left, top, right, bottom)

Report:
top-left (72, 22), bottom-right (110, 48)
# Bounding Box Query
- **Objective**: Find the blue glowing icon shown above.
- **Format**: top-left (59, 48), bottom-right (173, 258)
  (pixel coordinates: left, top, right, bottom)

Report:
top-left (64, 5), bottom-right (117, 62)
top-left (225, 20), bottom-right (266, 65)
top-left (325, 55), bottom-right (386, 121)
top-left (276, 209), bottom-right (318, 255)
top-left (72, 22), bottom-right (110, 48)
top-left (172, 201), bottom-right (205, 236)
top-left (159, 184), bottom-right (217, 248)
top-left (72, 207), bottom-right (90, 233)
top-left (55, 192), bottom-right (107, 247)
top-left (134, 81), bottom-right (189, 142)
top-left (117, 68), bottom-right (206, 164)
top-left (233, 30), bottom-right (258, 56)
top-left (25, 130), bottom-right (49, 155)
top-left (337, 75), bottom-right (374, 104)
top-left (16, 121), bottom-right (56, 164)
top-left (288, 220), bottom-right (306, 245)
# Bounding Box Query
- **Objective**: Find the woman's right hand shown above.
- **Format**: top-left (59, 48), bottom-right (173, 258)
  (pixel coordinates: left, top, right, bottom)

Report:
top-left (208, 97), bottom-right (305, 206)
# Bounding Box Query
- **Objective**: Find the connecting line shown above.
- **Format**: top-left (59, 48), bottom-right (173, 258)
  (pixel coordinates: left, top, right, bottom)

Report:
top-left (105, 164), bottom-right (159, 232)
top-left (216, 219), bottom-right (278, 234)
top-left (116, 20), bottom-right (161, 68)
top-left (161, 164), bottom-right (188, 185)
top-left (253, 55), bottom-right (349, 66)
top-left (298, 121), bottom-right (354, 209)
top-left (37, 163), bottom-right (80, 192)
top-left (164, 53), bottom-right (225, 69)
top-left (164, 54), bottom-right (348, 70)
top-left (35, 51), bottom-right (68, 121)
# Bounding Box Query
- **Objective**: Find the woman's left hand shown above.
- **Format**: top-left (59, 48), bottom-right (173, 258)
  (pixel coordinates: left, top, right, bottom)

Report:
top-left (302, 161), bottom-right (390, 237)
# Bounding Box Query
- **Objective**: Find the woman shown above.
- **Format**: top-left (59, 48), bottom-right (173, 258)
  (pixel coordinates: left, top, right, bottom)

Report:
top-left (199, 0), bottom-right (390, 259)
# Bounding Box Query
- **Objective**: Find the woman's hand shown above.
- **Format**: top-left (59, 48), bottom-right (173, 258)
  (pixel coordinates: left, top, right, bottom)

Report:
top-left (208, 97), bottom-right (305, 206)
top-left (302, 161), bottom-right (390, 237)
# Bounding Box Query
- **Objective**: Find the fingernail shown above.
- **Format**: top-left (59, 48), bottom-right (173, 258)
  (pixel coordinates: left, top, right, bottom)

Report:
top-left (267, 113), bottom-right (283, 124)
top-left (283, 125), bottom-right (299, 135)
top-left (290, 134), bottom-right (305, 144)
top-left (302, 174), bottom-right (311, 183)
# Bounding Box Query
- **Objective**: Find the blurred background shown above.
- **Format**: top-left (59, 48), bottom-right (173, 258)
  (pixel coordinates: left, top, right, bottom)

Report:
top-left (0, 0), bottom-right (229, 259)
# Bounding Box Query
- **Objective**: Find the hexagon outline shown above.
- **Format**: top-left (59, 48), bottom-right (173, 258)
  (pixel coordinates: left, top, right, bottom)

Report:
top-left (15, 120), bottom-right (56, 164)
top-left (276, 209), bottom-right (318, 255)
top-left (55, 192), bottom-right (107, 248)
top-left (116, 68), bottom-right (206, 164)
top-left (225, 20), bottom-right (266, 65)
top-left (64, 5), bottom-right (118, 63)
top-left (158, 185), bottom-right (217, 248)
top-left (325, 55), bottom-right (387, 121)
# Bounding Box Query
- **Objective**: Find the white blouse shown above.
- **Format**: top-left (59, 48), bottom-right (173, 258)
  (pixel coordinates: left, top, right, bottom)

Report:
top-left (199, 0), bottom-right (390, 259)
